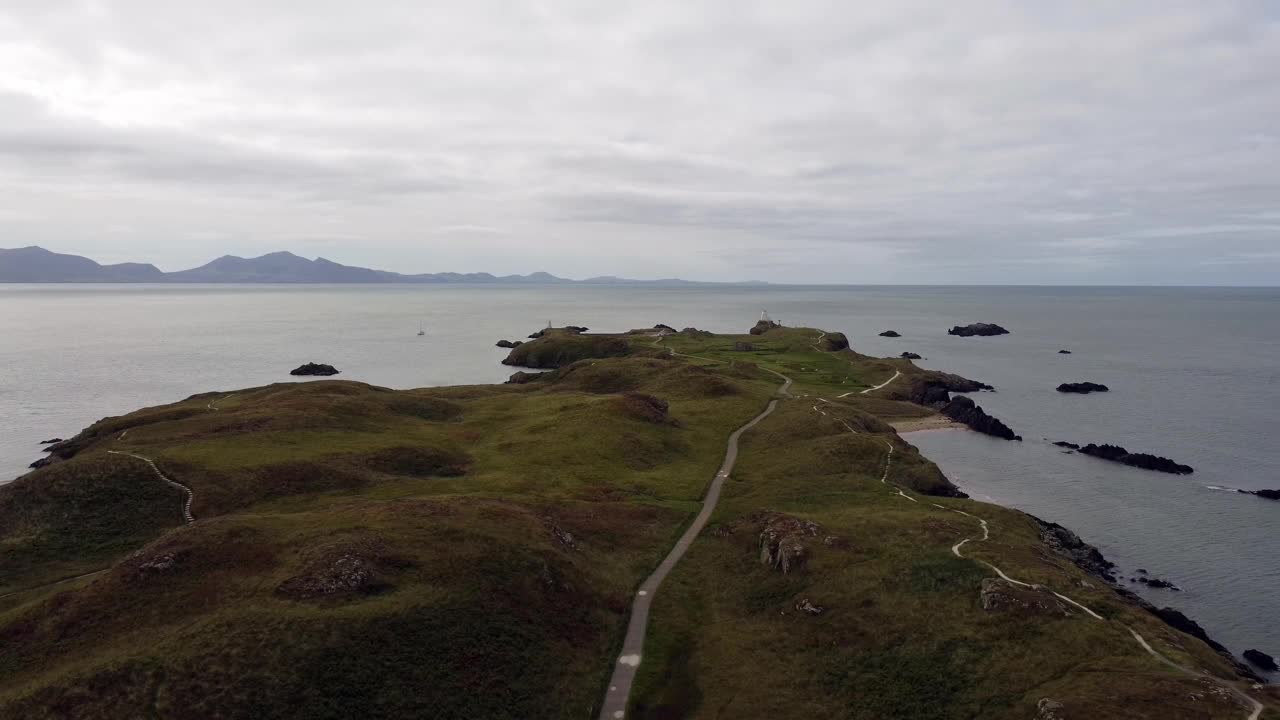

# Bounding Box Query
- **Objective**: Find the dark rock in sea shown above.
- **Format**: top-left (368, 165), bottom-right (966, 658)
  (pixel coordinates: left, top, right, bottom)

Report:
top-left (733, 342), bottom-right (755, 352)
top-left (38, 438), bottom-right (63, 445)
top-left (948, 322), bottom-right (1010, 337)
top-left (749, 319), bottom-right (782, 335)
top-left (942, 396), bottom-right (1021, 441)
top-left (879, 330), bottom-right (901, 337)
top-left (1078, 443), bottom-right (1193, 475)
top-left (28, 456), bottom-right (55, 470)
top-left (980, 578), bottom-right (1073, 616)
top-left (1052, 441), bottom-right (1081, 449)
top-left (1244, 649), bottom-right (1278, 672)
top-left (1034, 518), bottom-right (1116, 582)
top-left (1057, 382), bottom-right (1109, 394)
top-left (290, 363), bottom-right (340, 376)
top-left (818, 332), bottom-right (849, 351)
top-left (1137, 568), bottom-right (1148, 574)
top-left (505, 371), bottom-right (546, 385)
top-left (1244, 489), bottom-right (1280, 501)
top-left (1058, 349), bottom-right (1072, 354)
top-left (495, 339), bottom-right (519, 348)
top-left (1138, 576), bottom-right (1179, 590)
top-left (900, 352), bottom-right (922, 360)
top-left (1152, 606), bottom-right (1229, 654)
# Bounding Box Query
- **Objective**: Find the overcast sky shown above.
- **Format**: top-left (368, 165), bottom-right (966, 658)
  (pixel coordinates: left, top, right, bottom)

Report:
top-left (1, 1), bottom-right (1278, 284)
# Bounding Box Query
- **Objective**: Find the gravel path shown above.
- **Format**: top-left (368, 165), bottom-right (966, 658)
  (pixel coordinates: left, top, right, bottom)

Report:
top-left (107, 450), bottom-right (195, 524)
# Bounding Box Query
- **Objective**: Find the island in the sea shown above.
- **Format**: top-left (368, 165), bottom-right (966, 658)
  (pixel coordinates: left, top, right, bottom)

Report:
top-left (0, 321), bottom-right (1270, 719)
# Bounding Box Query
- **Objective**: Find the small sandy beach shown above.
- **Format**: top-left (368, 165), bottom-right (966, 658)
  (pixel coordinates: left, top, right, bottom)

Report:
top-left (890, 415), bottom-right (964, 433)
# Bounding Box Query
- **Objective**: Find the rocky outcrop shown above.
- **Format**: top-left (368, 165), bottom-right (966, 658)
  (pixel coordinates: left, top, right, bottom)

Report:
top-left (1036, 699), bottom-right (1066, 720)
top-left (495, 339), bottom-right (523, 348)
top-left (749, 319), bottom-right (782, 335)
top-left (1137, 576), bottom-right (1179, 590)
top-left (38, 438), bottom-right (63, 445)
top-left (1077, 444), bottom-right (1193, 475)
top-left (948, 323), bottom-right (1010, 337)
top-left (942, 396), bottom-right (1021, 441)
top-left (566, 325), bottom-right (588, 333)
top-left (1244, 649), bottom-right (1278, 672)
top-left (757, 513), bottom-right (821, 574)
top-left (878, 330), bottom-right (901, 337)
top-left (1243, 489), bottom-right (1280, 501)
top-left (502, 334), bottom-right (631, 368)
top-left (28, 456), bottom-right (55, 469)
top-left (1034, 517), bottom-right (1116, 581)
top-left (1058, 349), bottom-right (1072, 354)
top-left (614, 392), bottom-right (676, 425)
top-left (733, 342), bottom-right (755, 351)
top-left (290, 363), bottom-right (339, 376)
top-left (505, 371), bottom-right (547, 384)
top-left (1152, 606), bottom-right (1229, 655)
top-left (900, 352), bottom-right (922, 360)
top-left (276, 539), bottom-right (407, 601)
top-left (653, 324), bottom-right (677, 333)
top-left (794, 598), bottom-right (825, 616)
top-left (819, 332), bottom-right (849, 351)
top-left (1052, 441), bottom-right (1080, 449)
top-left (979, 578), bottom-right (1074, 616)
top-left (907, 375), bottom-right (993, 407)
top-left (1057, 382), bottom-right (1109, 394)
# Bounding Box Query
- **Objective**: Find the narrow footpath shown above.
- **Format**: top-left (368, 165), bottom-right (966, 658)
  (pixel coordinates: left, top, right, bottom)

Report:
top-left (106, 450), bottom-right (196, 524)
top-left (596, 367), bottom-right (793, 720)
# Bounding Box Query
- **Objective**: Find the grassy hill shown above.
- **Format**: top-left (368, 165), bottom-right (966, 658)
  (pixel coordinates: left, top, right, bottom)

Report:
top-left (0, 324), bottom-right (1271, 719)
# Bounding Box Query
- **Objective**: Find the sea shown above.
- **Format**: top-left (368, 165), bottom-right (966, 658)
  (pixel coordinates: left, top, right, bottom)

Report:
top-left (0, 284), bottom-right (1276, 671)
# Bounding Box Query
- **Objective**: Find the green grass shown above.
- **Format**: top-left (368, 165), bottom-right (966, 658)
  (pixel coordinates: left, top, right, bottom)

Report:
top-left (0, 325), bottom-right (1266, 719)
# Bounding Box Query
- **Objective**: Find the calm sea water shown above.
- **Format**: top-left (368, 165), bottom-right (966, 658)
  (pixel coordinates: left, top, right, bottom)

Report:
top-left (1, 284), bottom-right (1276, 669)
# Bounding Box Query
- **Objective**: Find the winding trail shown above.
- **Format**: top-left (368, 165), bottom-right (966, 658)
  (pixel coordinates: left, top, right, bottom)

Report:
top-left (107, 450), bottom-right (196, 524)
top-left (0, 569), bottom-right (108, 602)
top-left (597, 367), bottom-right (792, 720)
top-left (808, 403), bottom-right (1263, 719)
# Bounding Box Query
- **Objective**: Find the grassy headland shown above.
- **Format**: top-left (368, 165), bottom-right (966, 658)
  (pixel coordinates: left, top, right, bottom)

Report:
top-left (0, 323), bottom-right (1271, 719)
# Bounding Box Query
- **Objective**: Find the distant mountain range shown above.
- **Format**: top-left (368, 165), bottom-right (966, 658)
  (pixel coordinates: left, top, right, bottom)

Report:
top-left (0, 246), bottom-right (766, 285)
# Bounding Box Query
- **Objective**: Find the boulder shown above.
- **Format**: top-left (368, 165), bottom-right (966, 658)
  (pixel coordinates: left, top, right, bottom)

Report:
top-left (28, 456), bottom-right (55, 470)
top-left (1244, 649), bottom-right (1278, 672)
top-left (979, 578), bottom-right (1074, 616)
top-left (942, 396), bottom-right (1021, 441)
top-left (1037, 699), bottom-right (1067, 720)
top-left (900, 352), bottom-right (922, 360)
top-left (505, 371), bottom-right (546, 384)
top-left (794, 598), bottom-right (825, 616)
top-left (495, 339), bottom-right (520, 348)
top-left (1077, 443), bottom-right (1193, 475)
top-left (38, 438), bottom-right (63, 445)
top-left (1138, 576), bottom-right (1179, 590)
top-left (878, 330), bottom-right (901, 337)
top-left (1058, 349), bottom-right (1072, 354)
top-left (290, 363), bottom-right (339, 376)
top-left (757, 512), bottom-right (821, 574)
top-left (818, 332), bottom-right (849, 351)
top-left (948, 323), bottom-right (1010, 337)
top-left (1057, 382), bottom-right (1109, 394)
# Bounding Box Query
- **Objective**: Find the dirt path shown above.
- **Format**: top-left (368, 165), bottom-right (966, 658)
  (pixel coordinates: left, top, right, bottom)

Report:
top-left (596, 368), bottom-right (793, 720)
top-left (106, 450), bottom-right (195, 524)
top-left (808, 403), bottom-right (1264, 719)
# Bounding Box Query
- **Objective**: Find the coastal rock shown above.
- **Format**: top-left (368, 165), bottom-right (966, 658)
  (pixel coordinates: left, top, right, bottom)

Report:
top-left (38, 437), bottom-right (63, 445)
top-left (505, 371), bottom-right (546, 384)
top-left (1244, 649), bottom-right (1278, 672)
top-left (979, 578), bottom-right (1073, 616)
top-left (907, 374), bottom-right (994, 408)
top-left (948, 323), bottom-right (1010, 337)
top-left (733, 342), bottom-right (755, 352)
top-left (290, 362), bottom-right (340, 376)
top-left (757, 512), bottom-right (820, 574)
top-left (1078, 443), bottom-right (1193, 475)
top-left (1138, 576), bottom-right (1179, 590)
top-left (1057, 382), bottom-right (1109, 394)
top-left (1244, 489), bottom-right (1280, 501)
top-left (1035, 518), bottom-right (1116, 581)
top-left (1052, 441), bottom-right (1081, 449)
top-left (495, 339), bottom-right (524, 348)
top-left (1152, 607), bottom-right (1229, 654)
top-left (1058, 349), bottom-right (1072, 354)
top-left (879, 330), bottom-right (901, 337)
top-left (28, 456), bottom-right (55, 470)
top-left (900, 352), bottom-right (922, 360)
top-left (941, 396), bottom-right (1021, 441)
top-left (819, 332), bottom-right (849, 351)
top-left (749, 319), bottom-right (782, 335)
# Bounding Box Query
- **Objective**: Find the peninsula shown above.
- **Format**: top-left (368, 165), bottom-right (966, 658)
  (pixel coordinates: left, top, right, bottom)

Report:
top-left (0, 322), bottom-right (1269, 719)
